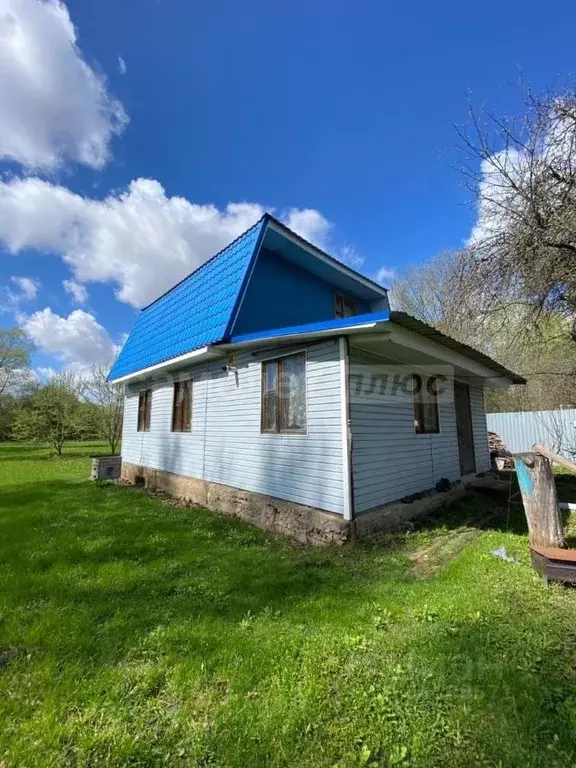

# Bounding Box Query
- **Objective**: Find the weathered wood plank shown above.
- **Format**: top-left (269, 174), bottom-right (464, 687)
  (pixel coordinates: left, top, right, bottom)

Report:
top-left (513, 452), bottom-right (566, 548)
top-left (533, 443), bottom-right (576, 474)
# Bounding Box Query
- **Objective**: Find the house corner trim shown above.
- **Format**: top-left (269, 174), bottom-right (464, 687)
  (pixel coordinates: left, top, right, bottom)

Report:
top-left (339, 335), bottom-right (354, 521)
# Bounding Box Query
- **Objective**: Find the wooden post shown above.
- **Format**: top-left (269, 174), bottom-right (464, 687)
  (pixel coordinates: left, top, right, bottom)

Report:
top-left (513, 452), bottom-right (566, 549)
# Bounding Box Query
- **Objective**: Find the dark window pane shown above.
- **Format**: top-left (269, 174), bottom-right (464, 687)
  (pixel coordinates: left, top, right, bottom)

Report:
top-left (138, 389), bottom-right (151, 432)
top-left (334, 294), bottom-right (344, 318)
top-left (172, 380), bottom-right (192, 432)
top-left (413, 374), bottom-right (439, 434)
top-left (263, 361), bottom-right (277, 392)
top-left (261, 391), bottom-right (277, 432)
top-left (182, 380), bottom-right (192, 431)
top-left (335, 293), bottom-right (357, 318)
top-left (343, 298), bottom-right (357, 317)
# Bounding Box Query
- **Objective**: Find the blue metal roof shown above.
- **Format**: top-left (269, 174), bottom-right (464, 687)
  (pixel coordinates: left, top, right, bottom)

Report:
top-left (229, 310), bottom-right (391, 344)
top-left (108, 217), bottom-right (266, 380)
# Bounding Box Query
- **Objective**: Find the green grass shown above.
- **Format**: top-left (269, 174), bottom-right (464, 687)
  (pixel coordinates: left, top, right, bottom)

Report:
top-left (2, 443), bottom-right (576, 766)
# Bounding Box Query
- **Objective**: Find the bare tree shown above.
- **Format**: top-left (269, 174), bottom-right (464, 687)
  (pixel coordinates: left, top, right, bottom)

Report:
top-left (456, 85), bottom-right (576, 338)
top-left (390, 250), bottom-right (469, 327)
top-left (81, 362), bottom-right (123, 454)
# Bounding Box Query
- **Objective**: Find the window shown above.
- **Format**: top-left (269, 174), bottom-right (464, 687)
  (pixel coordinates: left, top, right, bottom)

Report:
top-left (261, 352), bottom-right (307, 434)
top-left (172, 380), bottom-right (192, 432)
top-left (137, 389), bottom-right (152, 432)
top-left (334, 292), bottom-right (358, 319)
top-left (413, 374), bottom-right (440, 434)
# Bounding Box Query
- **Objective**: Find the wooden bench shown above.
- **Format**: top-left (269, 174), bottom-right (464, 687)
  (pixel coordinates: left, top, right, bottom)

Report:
top-left (530, 545), bottom-right (576, 587)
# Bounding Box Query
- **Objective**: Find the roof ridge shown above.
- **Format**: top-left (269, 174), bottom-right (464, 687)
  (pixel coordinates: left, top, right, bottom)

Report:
top-left (140, 214), bottom-right (267, 312)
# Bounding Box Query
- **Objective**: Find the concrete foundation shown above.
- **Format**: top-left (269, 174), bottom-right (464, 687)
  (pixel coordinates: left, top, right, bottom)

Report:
top-left (355, 484), bottom-right (467, 536)
top-left (121, 462), bottom-right (349, 546)
top-left (121, 462), bottom-right (491, 546)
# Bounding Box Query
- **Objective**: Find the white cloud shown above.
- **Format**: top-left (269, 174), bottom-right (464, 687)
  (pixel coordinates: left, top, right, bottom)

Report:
top-left (117, 55), bottom-right (127, 75)
top-left (374, 266), bottom-right (394, 285)
top-left (0, 274), bottom-right (39, 313)
top-left (63, 278), bottom-right (87, 304)
top-left (20, 307), bottom-right (118, 367)
top-left (10, 275), bottom-right (38, 299)
top-left (0, 0), bottom-right (127, 171)
top-left (0, 176), bottom-right (346, 308)
top-left (339, 244), bottom-right (364, 268)
top-left (283, 208), bottom-right (332, 250)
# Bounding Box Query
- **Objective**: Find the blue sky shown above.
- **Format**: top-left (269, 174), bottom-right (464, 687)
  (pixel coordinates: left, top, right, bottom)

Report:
top-left (1, 0), bottom-right (575, 375)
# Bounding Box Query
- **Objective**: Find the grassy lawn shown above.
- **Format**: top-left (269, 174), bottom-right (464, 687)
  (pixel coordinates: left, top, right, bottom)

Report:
top-left (2, 443), bottom-right (576, 766)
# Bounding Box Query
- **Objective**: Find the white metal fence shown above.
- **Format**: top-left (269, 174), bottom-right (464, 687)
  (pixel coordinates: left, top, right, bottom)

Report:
top-left (486, 409), bottom-right (576, 459)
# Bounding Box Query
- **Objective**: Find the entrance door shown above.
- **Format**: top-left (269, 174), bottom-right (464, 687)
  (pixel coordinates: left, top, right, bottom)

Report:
top-left (454, 381), bottom-right (476, 476)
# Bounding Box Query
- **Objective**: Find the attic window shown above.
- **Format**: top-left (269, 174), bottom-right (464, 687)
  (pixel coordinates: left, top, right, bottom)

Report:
top-left (172, 380), bottom-right (192, 432)
top-left (334, 292), bottom-right (358, 318)
top-left (261, 352), bottom-right (307, 434)
top-left (413, 374), bottom-right (440, 434)
top-left (137, 389), bottom-right (152, 432)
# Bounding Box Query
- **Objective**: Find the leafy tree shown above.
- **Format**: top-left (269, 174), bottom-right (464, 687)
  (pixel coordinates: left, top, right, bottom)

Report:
top-left (13, 373), bottom-right (83, 455)
top-left (0, 328), bottom-right (36, 439)
top-left (0, 328), bottom-right (34, 396)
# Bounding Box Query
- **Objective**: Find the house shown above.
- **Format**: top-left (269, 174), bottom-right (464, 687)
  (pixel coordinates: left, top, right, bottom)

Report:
top-left (109, 214), bottom-right (524, 544)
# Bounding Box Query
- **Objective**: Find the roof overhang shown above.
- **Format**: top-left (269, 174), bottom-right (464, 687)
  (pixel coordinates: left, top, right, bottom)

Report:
top-left (225, 311), bottom-right (524, 387)
top-left (263, 216), bottom-right (390, 304)
top-left (110, 310), bottom-right (525, 387)
top-left (109, 346), bottom-right (223, 384)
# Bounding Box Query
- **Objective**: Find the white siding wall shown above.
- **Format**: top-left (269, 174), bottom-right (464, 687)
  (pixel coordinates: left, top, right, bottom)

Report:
top-left (121, 340), bottom-right (345, 514)
top-left (470, 384), bottom-right (491, 472)
top-left (350, 365), bottom-right (460, 514)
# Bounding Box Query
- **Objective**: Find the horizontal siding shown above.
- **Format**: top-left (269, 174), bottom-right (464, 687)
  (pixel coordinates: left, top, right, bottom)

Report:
top-left (350, 359), bottom-right (461, 513)
top-left (470, 385), bottom-right (491, 472)
top-left (122, 340), bottom-right (345, 515)
top-left (202, 342), bottom-right (344, 512)
top-left (122, 373), bottom-right (207, 478)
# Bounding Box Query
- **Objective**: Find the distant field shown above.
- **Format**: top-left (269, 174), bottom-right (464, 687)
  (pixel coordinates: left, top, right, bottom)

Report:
top-left (1, 442), bottom-right (576, 767)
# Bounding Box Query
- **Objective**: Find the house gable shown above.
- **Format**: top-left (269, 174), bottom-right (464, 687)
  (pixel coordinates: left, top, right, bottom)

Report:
top-left (232, 247), bottom-right (372, 337)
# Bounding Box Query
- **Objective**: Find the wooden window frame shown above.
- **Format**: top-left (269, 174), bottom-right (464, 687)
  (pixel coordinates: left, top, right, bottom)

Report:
top-left (413, 373), bottom-right (440, 435)
top-left (334, 291), bottom-right (358, 319)
top-left (137, 389), bottom-right (152, 432)
top-left (261, 352), bottom-right (307, 435)
top-left (171, 379), bottom-right (192, 433)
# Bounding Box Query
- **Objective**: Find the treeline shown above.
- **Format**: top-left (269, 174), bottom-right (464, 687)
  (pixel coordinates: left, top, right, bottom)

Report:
top-left (1, 329), bottom-right (122, 455)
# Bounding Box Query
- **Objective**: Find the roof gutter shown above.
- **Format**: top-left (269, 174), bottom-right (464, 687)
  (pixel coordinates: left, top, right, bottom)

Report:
top-left (225, 321), bottom-right (383, 349)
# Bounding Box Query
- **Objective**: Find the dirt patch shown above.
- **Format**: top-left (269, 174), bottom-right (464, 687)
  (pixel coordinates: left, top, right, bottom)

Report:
top-left (410, 527), bottom-right (483, 578)
top-left (410, 512), bottom-right (498, 578)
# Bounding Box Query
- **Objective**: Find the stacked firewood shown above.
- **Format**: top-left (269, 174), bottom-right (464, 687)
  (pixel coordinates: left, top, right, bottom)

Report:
top-left (488, 431), bottom-right (514, 469)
